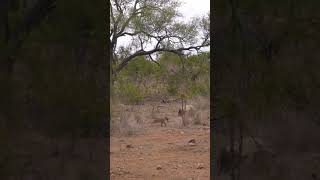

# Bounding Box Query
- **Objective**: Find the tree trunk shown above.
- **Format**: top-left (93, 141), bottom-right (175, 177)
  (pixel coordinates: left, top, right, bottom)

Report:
top-left (229, 116), bottom-right (236, 180)
top-left (0, 0), bottom-right (15, 129)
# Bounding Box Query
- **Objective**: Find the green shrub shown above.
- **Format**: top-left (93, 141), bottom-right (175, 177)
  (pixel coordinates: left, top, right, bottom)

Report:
top-left (167, 75), bottom-right (181, 96)
top-left (117, 79), bottom-right (144, 104)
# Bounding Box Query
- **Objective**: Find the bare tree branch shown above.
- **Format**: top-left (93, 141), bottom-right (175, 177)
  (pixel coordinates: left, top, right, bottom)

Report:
top-left (110, 0), bottom-right (210, 76)
top-left (114, 0), bottom-right (123, 14)
top-left (148, 54), bottom-right (160, 66)
top-left (115, 0), bottom-right (140, 38)
top-left (114, 43), bottom-right (209, 74)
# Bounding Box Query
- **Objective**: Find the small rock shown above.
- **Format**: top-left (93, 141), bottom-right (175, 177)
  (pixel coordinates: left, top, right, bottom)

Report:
top-left (126, 144), bottom-right (133, 148)
top-left (196, 163), bottom-right (205, 169)
top-left (156, 165), bottom-right (162, 170)
top-left (180, 131), bottom-right (185, 134)
top-left (188, 139), bottom-right (196, 146)
top-left (139, 158), bottom-right (144, 160)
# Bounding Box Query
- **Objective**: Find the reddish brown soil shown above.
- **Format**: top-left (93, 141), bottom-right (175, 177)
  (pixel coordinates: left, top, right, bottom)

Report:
top-left (110, 126), bottom-right (210, 180)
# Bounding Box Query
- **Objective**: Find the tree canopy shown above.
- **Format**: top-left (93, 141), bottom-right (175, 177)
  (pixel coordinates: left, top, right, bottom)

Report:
top-left (110, 0), bottom-right (210, 75)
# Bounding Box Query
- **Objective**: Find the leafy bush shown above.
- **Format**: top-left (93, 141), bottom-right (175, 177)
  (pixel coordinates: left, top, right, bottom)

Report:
top-left (187, 80), bottom-right (209, 97)
top-left (111, 52), bottom-right (210, 102)
top-left (115, 78), bottom-right (144, 104)
top-left (167, 75), bottom-right (181, 96)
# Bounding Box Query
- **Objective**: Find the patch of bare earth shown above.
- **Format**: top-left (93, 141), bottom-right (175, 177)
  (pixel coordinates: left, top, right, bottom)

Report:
top-left (111, 97), bottom-right (210, 180)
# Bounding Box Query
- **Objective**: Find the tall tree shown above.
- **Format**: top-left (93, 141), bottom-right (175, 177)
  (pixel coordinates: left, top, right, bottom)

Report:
top-left (110, 0), bottom-right (210, 76)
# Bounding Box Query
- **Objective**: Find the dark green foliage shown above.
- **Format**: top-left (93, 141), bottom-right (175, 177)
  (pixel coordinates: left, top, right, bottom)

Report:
top-left (116, 78), bottom-right (144, 104)
top-left (112, 52), bottom-right (210, 100)
top-left (122, 57), bottom-right (159, 81)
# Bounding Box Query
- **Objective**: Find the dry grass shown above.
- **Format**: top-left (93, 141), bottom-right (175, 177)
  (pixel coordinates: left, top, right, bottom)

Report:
top-left (110, 97), bottom-right (210, 136)
top-left (111, 102), bottom-right (142, 136)
top-left (119, 111), bottom-right (141, 136)
top-left (193, 111), bottom-right (202, 125)
top-left (111, 95), bottom-right (210, 136)
top-left (188, 96), bottom-right (210, 126)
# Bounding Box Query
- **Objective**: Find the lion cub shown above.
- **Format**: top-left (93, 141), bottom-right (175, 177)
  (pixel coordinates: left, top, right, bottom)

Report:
top-left (152, 116), bottom-right (169, 127)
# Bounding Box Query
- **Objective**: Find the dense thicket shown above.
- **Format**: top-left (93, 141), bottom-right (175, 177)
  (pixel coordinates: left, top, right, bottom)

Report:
top-left (112, 52), bottom-right (210, 104)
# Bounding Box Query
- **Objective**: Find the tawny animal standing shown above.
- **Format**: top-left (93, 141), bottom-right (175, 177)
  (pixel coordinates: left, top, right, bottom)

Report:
top-left (152, 117), bottom-right (169, 127)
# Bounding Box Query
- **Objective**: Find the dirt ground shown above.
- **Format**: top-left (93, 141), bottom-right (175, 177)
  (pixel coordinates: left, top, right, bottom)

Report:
top-left (110, 97), bottom-right (210, 180)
